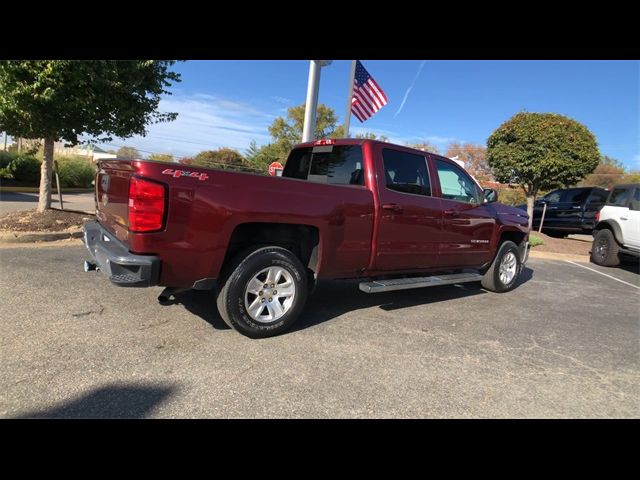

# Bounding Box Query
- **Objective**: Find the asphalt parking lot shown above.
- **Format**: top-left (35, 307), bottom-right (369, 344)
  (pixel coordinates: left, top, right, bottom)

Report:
top-left (0, 192), bottom-right (95, 215)
top-left (0, 242), bottom-right (638, 418)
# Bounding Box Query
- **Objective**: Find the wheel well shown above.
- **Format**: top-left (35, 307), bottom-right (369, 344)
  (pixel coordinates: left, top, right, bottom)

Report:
top-left (594, 221), bottom-right (623, 245)
top-left (499, 230), bottom-right (526, 247)
top-left (224, 223), bottom-right (320, 273)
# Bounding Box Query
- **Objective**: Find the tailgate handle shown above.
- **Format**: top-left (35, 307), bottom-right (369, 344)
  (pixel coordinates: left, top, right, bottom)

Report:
top-left (382, 203), bottom-right (403, 213)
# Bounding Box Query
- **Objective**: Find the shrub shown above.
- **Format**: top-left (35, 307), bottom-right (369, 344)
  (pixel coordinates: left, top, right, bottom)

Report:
top-left (0, 151), bottom-right (17, 169)
top-left (529, 235), bottom-right (544, 247)
top-left (56, 156), bottom-right (96, 188)
top-left (8, 154), bottom-right (41, 184)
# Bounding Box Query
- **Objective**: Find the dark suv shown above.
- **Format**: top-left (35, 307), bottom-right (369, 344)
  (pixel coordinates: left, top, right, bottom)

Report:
top-left (519, 187), bottom-right (608, 238)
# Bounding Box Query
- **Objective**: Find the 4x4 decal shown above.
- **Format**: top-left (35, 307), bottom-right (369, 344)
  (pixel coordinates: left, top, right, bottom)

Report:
top-left (161, 168), bottom-right (209, 181)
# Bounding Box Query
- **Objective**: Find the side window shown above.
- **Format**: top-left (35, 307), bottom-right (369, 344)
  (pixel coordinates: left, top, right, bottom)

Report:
top-left (544, 190), bottom-right (562, 203)
top-left (282, 145), bottom-right (364, 185)
top-left (435, 159), bottom-right (481, 204)
top-left (630, 188), bottom-right (640, 211)
top-left (382, 149), bottom-right (431, 196)
top-left (607, 188), bottom-right (630, 207)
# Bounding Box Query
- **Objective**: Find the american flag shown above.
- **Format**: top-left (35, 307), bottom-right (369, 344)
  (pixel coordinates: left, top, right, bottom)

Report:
top-left (351, 60), bottom-right (388, 122)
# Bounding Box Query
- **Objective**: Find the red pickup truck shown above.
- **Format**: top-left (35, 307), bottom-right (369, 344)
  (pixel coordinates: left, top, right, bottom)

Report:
top-left (83, 139), bottom-right (530, 338)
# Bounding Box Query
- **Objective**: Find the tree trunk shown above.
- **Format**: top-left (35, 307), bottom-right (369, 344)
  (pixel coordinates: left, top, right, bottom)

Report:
top-left (37, 137), bottom-right (55, 212)
top-left (526, 195), bottom-right (535, 231)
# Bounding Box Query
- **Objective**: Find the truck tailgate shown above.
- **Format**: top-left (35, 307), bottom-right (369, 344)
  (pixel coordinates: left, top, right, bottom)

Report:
top-left (95, 160), bottom-right (138, 244)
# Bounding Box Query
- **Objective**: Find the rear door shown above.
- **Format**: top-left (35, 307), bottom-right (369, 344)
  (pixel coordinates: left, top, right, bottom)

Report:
top-left (432, 157), bottom-right (496, 268)
top-left (373, 146), bottom-right (442, 271)
top-left (607, 186), bottom-right (639, 248)
top-left (627, 187), bottom-right (640, 249)
top-left (545, 188), bottom-right (590, 229)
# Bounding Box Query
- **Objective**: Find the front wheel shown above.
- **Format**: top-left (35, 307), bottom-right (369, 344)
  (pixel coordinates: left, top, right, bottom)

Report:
top-left (216, 246), bottom-right (308, 338)
top-left (481, 241), bottom-right (522, 293)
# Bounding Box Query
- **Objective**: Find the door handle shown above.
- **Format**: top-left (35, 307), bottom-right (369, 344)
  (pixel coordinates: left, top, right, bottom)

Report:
top-left (620, 216), bottom-right (628, 221)
top-left (443, 209), bottom-right (459, 217)
top-left (382, 203), bottom-right (403, 213)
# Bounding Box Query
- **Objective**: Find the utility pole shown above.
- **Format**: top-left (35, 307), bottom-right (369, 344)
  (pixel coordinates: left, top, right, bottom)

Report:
top-left (302, 60), bottom-right (332, 143)
top-left (2, 132), bottom-right (6, 151)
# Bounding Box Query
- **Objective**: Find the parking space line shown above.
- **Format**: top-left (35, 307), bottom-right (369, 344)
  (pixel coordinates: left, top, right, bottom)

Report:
top-left (565, 260), bottom-right (640, 290)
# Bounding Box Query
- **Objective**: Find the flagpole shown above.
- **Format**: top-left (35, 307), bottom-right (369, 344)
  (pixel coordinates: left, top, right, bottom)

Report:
top-left (343, 60), bottom-right (357, 138)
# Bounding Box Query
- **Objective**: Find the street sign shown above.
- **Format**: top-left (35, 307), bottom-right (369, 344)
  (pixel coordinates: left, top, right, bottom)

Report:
top-left (269, 161), bottom-right (284, 176)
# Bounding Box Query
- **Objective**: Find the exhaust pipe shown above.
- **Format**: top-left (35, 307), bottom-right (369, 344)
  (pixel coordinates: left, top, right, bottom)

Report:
top-left (84, 261), bottom-right (99, 272)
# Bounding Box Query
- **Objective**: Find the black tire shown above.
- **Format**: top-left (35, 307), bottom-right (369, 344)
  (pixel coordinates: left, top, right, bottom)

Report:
top-left (481, 240), bottom-right (521, 293)
top-left (216, 246), bottom-right (308, 338)
top-left (590, 229), bottom-right (621, 267)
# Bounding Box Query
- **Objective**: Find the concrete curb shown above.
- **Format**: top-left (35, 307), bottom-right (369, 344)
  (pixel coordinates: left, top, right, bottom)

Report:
top-left (0, 229), bottom-right (83, 244)
top-left (529, 250), bottom-right (590, 262)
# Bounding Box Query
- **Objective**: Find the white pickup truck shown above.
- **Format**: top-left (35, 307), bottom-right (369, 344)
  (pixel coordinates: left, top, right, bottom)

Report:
top-left (590, 183), bottom-right (640, 267)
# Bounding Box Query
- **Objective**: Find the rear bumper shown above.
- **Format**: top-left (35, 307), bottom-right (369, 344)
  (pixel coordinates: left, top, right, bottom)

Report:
top-left (83, 221), bottom-right (160, 287)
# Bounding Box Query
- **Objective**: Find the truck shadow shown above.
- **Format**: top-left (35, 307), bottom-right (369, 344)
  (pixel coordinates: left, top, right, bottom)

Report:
top-left (12, 383), bottom-right (175, 419)
top-left (293, 266), bottom-right (534, 332)
top-left (171, 267), bottom-right (533, 334)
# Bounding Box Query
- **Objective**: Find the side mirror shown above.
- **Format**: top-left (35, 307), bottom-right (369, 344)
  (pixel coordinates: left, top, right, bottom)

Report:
top-left (483, 188), bottom-right (498, 204)
top-left (630, 200), bottom-right (640, 211)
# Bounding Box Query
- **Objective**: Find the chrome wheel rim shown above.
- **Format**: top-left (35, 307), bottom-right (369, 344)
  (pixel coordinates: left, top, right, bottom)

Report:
top-left (244, 266), bottom-right (296, 323)
top-left (498, 251), bottom-right (518, 285)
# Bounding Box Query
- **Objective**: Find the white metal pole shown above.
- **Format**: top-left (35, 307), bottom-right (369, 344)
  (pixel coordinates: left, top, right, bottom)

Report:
top-left (302, 61), bottom-right (322, 143)
top-left (343, 60), bottom-right (357, 138)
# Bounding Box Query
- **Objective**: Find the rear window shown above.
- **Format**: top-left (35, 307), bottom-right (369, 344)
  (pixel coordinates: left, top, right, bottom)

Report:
top-left (587, 189), bottom-right (608, 204)
top-left (561, 189), bottom-right (591, 203)
top-left (282, 145), bottom-right (365, 186)
top-left (607, 187), bottom-right (631, 207)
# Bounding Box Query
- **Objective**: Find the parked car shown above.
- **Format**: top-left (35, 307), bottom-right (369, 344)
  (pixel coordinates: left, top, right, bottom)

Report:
top-left (82, 138), bottom-right (530, 338)
top-left (590, 183), bottom-right (640, 267)
top-left (518, 187), bottom-right (608, 237)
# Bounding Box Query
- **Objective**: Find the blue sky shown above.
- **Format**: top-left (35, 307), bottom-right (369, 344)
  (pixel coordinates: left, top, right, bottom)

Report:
top-left (91, 60), bottom-right (638, 169)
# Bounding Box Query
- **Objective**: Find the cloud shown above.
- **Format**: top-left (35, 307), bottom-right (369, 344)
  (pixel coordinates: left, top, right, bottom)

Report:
top-left (394, 60), bottom-right (426, 118)
top-left (87, 94), bottom-right (275, 157)
top-left (271, 96), bottom-right (293, 105)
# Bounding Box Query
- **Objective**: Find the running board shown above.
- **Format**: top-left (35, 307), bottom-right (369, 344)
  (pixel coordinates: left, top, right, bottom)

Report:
top-left (359, 272), bottom-right (483, 293)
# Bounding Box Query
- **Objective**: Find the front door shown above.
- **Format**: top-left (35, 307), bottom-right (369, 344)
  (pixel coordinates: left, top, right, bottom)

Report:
top-left (374, 146), bottom-right (442, 271)
top-left (432, 157), bottom-right (496, 268)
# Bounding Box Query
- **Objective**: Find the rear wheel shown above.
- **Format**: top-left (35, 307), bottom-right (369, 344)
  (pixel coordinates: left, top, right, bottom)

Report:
top-left (481, 241), bottom-right (521, 293)
top-left (591, 229), bottom-right (620, 267)
top-left (216, 246), bottom-right (308, 338)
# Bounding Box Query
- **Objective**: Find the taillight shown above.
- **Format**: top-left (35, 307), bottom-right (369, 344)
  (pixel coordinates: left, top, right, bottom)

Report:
top-left (128, 177), bottom-right (166, 232)
top-left (595, 210), bottom-right (600, 223)
top-left (314, 139), bottom-right (335, 146)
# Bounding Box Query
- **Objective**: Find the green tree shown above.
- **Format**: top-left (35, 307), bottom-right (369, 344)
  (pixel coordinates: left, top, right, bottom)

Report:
top-left (0, 60), bottom-right (180, 211)
top-left (116, 146), bottom-right (141, 158)
top-left (579, 155), bottom-right (625, 189)
top-left (406, 142), bottom-right (440, 154)
top-left (268, 103), bottom-right (342, 159)
top-left (148, 153), bottom-right (174, 162)
top-left (355, 132), bottom-right (389, 141)
top-left (487, 112), bottom-right (599, 229)
top-left (192, 148), bottom-right (252, 171)
top-left (245, 140), bottom-right (283, 173)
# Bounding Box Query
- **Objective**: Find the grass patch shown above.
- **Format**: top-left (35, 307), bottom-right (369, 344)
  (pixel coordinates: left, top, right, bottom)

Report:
top-left (529, 235), bottom-right (544, 247)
